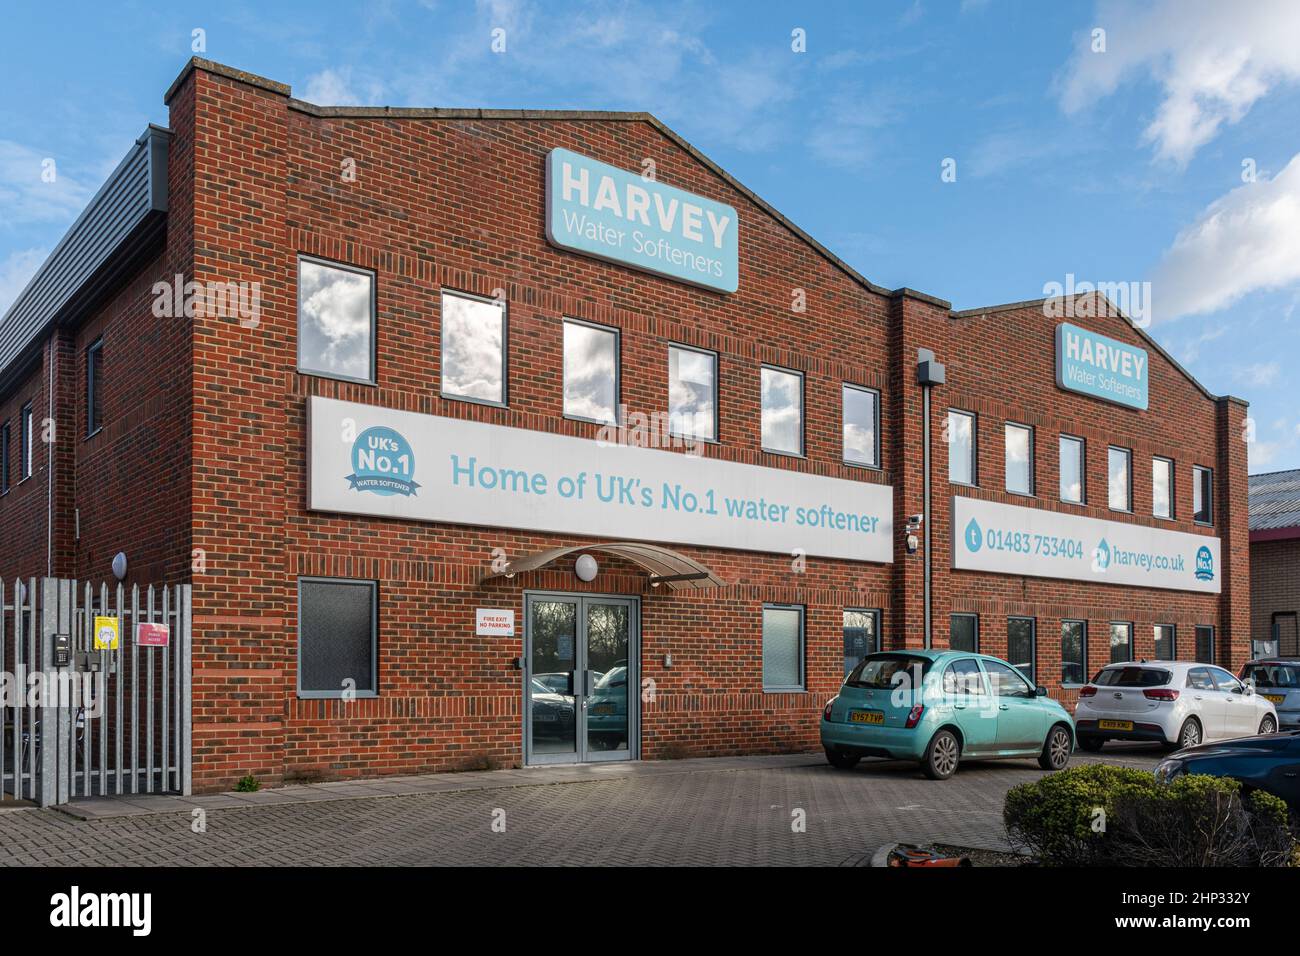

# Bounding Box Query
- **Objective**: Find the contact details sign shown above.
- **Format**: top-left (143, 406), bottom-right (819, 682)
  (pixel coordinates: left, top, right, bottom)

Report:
top-left (307, 397), bottom-right (892, 563)
top-left (953, 496), bottom-right (1220, 593)
top-left (545, 148), bottom-right (739, 293)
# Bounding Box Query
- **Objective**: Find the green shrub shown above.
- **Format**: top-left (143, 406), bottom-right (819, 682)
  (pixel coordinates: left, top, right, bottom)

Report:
top-left (235, 774), bottom-right (260, 793)
top-left (1005, 765), bottom-right (1294, 867)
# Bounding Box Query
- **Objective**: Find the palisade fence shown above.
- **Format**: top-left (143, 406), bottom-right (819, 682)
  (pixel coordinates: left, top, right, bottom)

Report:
top-left (1, 578), bottom-right (191, 807)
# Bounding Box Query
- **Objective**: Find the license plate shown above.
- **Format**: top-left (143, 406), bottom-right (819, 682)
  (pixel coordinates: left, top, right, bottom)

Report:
top-left (1263, 694), bottom-right (1285, 704)
top-left (849, 710), bottom-right (885, 725)
top-left (1098, 719), bottom-right (1133, 731)
top-left (533, 712), bottom-right (557, 722)
top-left (591, 704), bottom-right (615, 715)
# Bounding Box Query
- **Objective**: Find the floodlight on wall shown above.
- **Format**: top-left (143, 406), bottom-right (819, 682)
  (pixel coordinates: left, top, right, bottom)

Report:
top-left (574, 554), bottom-right (599, 582)
top-left (112, 552), bottom-right (128, 582)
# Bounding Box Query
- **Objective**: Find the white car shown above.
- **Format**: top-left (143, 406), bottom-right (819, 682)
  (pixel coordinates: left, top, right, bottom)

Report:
top-left (1075, 661), bottom-right (1278, 751)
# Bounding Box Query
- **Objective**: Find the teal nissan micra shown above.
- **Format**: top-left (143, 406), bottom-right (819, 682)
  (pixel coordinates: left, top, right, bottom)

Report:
top-left (820, 650), bottom-right (1075, 779)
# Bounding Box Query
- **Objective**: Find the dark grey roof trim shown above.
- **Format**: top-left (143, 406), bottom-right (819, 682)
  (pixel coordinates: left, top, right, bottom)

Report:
top-left (0, 126), bottom-right (170, 398)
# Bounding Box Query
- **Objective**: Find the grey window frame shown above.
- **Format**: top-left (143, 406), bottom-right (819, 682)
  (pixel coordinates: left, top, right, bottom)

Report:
top-left (1059, 434), bottom-right (1085, 504)
top-left (439, 288), bottom-right (509, 408)
top-left (1152, 455), bottom-right (1174, 520)
top-left (1007, 615), bottom-right (1037, 683)
top-left (86, 337), bottom-right (104, 437)
top-left (762, 603), bottom-right (805, 692)
top-left (1193, 465), bottom-right (1214, 525)
top-left (1004, 422), bottom-right (1034, 496)
top-left (760, 364), bottom-right (804, 457)
top-left (0, 420), bottom-right (8, 494)
top-left (1195, 624), bottom-right (1215, 664)
top-left (562, 317), bottom-right (621, 426)
top-left (842, 607), bottom-right (882, 676)
top-left (1153, 623), bottom-right (1176, 660)
top-left (19, 402), bottom-right (33, 481)
top-left (947, 409), bottom-right (978, 486)
top-left (841, 382), bottom-right (881, 468)
top-left (1109, 620), bottom-right (1133, 663)
top-left (297, 576), bottom-right (379, 700)
top-left (1061, 619), bottom-right (1087, 687)
top-left (1107, 445), bottom-right (1132, 513)
top-left (950, 613), bottom-right (979, 652)
top-left (667, 342), bottom-right (718, 442)
top-left (295, 254), bottom-right (378, 386)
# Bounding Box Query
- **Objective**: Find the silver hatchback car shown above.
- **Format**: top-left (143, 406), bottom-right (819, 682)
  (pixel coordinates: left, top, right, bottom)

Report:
top-left (1240, 658), bottom-right (1300, 730)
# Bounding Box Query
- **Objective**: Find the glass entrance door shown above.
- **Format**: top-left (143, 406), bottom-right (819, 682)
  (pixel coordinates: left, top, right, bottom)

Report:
top-left (525, 593), bottom-right (638, 765)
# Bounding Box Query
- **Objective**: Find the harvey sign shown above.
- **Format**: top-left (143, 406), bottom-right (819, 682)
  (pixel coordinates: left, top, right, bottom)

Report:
top-left (545, 148), bottom-right (739, 293)
top-left (1055, 323), bottom-right (1149, 411)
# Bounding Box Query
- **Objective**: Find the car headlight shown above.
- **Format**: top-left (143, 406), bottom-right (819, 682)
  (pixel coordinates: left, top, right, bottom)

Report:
top-left (1154, 759), bottom-right (1185, 783)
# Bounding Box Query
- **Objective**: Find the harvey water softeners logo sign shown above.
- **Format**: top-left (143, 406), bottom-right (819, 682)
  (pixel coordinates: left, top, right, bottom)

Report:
top-left (347, 426), bottom-right (420, 497)
top-left (545, 148), bottom-right (739, 293)
top-left (1055, 323), bottom-right (1149, 411)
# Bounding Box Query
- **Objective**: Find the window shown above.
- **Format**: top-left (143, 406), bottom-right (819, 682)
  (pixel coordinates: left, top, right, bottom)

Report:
top-left (760, 366), bottom-right (803, 455)
top-left (984, 659), bottom-right (1035, 698)
top-left (842, 384), bottom-right (879, 467)
top-left (1109, 621), bottom-right (1133, 663)
top-left (667, 344), bottom-right (716, 441)
top-left (19, 402), bottom-right (33, 481)
top-left (1152, 456), bottom-right (1173, 519)
top-left (942, 658), bottom-right (987, 696)
top-left (1153, 624), bottom-right (1176, 660)
top-left (563, 319), bottom-right (619, 424)
top-left (1193, 466), bottom-right (1213, 524)
top-left (86, 337), bottom-right (104, 436)
top-left (1108, 446), bottom-right (1131, 511)
top-left (1061, 620), bottom-right (1086, 685)
top-left (948, 410), bottom-right (976, 485)
top-left (296, 257), bottom-right (375, 384)
top-left (762, 605), bottom-right (804, 691)
top-left (1007, 616), bottom-right (1036, 682)
top-left (1004, 423), bottom-right (1033, 495)
top-left (1186, 667), bottom-right (1215, 691)
top-left (0, 420), bottom-right (8, 494)
top-left (843, 609), bottom-right (880, 676)
top-left (950, 613), bottom-right (978, 652)
top-left (1195, 625), bottom-right (1215, 664)
top-left (440, 290), bottom-right (506, 406)
top-left (298, 578), bottom-right (377, 698)
top-left (1059, 435), bottom-right (1084, 504)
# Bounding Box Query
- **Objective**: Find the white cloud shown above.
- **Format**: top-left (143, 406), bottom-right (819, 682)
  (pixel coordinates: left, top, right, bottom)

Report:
top-left (1059, 0), bottom-right (1300, 165)
top-left (1150, 152), bottom-right (1300, 320)
top-left (0, 247), bottom-right (47, 317)
top-left (0, 140), bottom-right (93, 226)
top-left (301, 68), bottom-right (386, 106)
top-left (1235, 361), bottom-right (1281, 387)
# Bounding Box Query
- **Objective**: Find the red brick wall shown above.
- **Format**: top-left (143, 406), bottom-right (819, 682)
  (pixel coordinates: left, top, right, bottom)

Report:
top-left (1251, 537), bottom-right (1300, 649)
top-left (0, 357), bottom-right (52, 584)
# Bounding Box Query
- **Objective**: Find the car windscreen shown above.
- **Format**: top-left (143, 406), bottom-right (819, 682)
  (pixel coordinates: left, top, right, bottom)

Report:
top-left (1093, 666), bottom-right (1171, 687)
top-left (1243, 663), bottom-right (1300, 689)
top-left (845, 655), bottom-right (931, 690)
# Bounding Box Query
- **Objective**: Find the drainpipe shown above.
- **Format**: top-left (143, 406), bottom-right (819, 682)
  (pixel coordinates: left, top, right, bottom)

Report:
top-left (916, 349), bottom-right (946, 649)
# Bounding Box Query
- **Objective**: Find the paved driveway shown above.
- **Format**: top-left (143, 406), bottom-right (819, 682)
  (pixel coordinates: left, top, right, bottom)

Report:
top-left (0, 746), bottom-right (1162, 866)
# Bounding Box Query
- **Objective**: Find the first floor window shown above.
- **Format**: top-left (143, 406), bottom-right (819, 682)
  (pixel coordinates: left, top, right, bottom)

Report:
top-left (0, 420), bottom-right (8, 493)
top-left (668, 344), bottom-right (717, 441)
top-left (441, 290), bottom-right (506, 405)
top-left (948, 410), bottom-right (976, 484)
top-left (298, 578), bottom-right (377, 698)
top-left (1059, 435), bottom-right (1084, 503)
top-left (1004, 423), bottom-right (1033, 495)
top-left (563, 319), bottom-right (619, 423)
top-left (950, 613), bottom-right (978, 652)
top-left (843, 608), bottom-right (880, 676)
top-left (1152, 456), bottom-right (1173, 519)
top-left (1195, 625), bottom-right (1215, 664)
top-left (1193, 465), bottom-right (1213, 524)
top-left (842, 384), bottom-right (879, 467)
top-left (1108, 446), bottom-right (1131, 511)
top-left (1154, 623), bottom-right (1175, 660)
top-left (297, 257), bottom-right (375, 383)
top-left (1061, 620), bottom-right (1086, 685)
top-left (19, 402), bottom-right (33, 480)
top-left (1110, 621), bottom-right (1133, 663)
top-left (1007, 616), bottom-right (1036, 683)
top-left (87, 337), bottom-right (104, 435)
top-left (760, 366), bottom-right (803, 455)
top-left (762, 605), bottom-right (804, 691)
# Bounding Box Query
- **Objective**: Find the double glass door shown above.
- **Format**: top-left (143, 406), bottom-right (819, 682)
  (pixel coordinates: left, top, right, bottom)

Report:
top-left (525, 593), bottom-right (638, 764)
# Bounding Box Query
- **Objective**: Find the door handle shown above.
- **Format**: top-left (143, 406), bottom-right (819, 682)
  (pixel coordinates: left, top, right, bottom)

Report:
top-left (998, 703), bottom-right (1009, 711)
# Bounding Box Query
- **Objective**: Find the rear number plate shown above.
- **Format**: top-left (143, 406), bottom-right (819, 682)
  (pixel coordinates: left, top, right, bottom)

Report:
top-left (1098, 719), bottom-right (1133, 731)
top-left (1263, 694), bottom-right (1285, 704)
top-left (850, 710), bottom-right (885, 725)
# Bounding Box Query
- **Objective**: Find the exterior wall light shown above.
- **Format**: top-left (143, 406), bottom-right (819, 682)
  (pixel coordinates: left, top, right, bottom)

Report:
top-left (112, 552), bottom-right (128, 582)
top-left (574, 554), bottom-right (599, 582)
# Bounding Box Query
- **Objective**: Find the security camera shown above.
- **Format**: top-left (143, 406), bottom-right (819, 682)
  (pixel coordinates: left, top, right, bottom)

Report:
top-left (908, 514), bottom-right (924, 526)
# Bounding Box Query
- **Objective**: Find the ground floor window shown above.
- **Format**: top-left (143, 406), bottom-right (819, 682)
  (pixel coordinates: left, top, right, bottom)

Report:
top-left (1154, 623), bottom-right (1175, 660)
top-left (1195, 625), bottom-right (1215, 664)
top-left (1061, 620), bottom-right (1086, 685)
top-left (842, 608), bottom-right (880, 675)
top-left (298, 577), bottom-right (378, 698)
top-left (1007, 616), bottom-right (1035, 683)
top-left (950, 613), bottom-right (978, 652)
top-left (1109, 622), bottom-right (1133, 663)
top-left (762, 605), bottom-right (804, 691)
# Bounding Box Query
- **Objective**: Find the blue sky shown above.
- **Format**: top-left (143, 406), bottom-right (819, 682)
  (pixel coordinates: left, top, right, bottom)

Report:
top-left (3, 0), bottom-right (1299, 471)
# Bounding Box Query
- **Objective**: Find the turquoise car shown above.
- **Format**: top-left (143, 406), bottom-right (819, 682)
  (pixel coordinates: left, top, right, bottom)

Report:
top-left (820, 650), bottom-right (1075, 779)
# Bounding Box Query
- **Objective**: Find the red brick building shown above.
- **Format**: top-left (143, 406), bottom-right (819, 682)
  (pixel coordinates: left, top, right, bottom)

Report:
top-left (0, 59), bottom-right (1250, 791)
top-left (1249, 469), bottom-right (1300, 657)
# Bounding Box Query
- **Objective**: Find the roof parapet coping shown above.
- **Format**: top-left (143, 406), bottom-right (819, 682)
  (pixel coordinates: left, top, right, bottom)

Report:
top-left (164, 57), bottom-right (291, 104)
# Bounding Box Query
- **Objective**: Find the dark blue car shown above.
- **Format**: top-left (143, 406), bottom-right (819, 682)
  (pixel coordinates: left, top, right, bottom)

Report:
top-left (1155, 730), bottom-right (1300, 809)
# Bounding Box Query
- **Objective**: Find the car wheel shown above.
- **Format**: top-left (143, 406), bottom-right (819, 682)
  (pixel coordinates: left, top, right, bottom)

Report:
top-left (825, 748), bottom-right (859, 770)
top-left (922, 729), bottom-right (960, 780)
top-left (1176, 717), bottom-right (1202, 749)
top-left (1258, 715), bottom-right (1278, 736)
top-left (1077, 735), bottom-right (1103, 752)
top-left (1038, 724), bottom-right (1073, 771)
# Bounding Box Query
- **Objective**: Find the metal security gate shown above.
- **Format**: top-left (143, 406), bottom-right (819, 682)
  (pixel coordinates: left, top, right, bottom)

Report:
top-left (1, 578), bottom-right (191, 807)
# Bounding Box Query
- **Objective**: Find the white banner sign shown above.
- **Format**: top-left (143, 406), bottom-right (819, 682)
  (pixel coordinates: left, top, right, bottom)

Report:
top-left (475, 608), bottom-right (515, 636)
top-left (308, 397), bottom-right (893, 563)
top-left (952, 496), bottom-right (1220, 593)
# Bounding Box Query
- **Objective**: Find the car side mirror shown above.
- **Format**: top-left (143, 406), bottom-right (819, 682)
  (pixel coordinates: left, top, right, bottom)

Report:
top-left (1035, 685), bottom-right (1048, 697)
